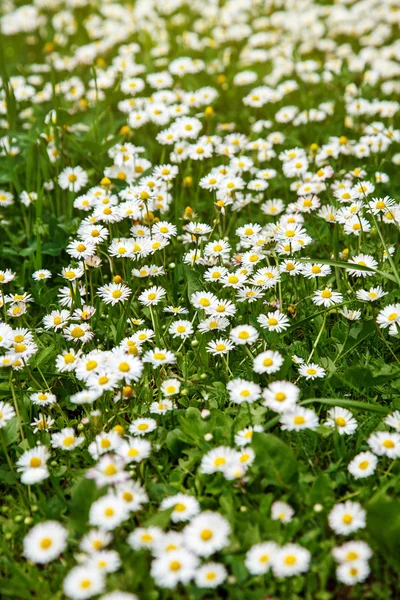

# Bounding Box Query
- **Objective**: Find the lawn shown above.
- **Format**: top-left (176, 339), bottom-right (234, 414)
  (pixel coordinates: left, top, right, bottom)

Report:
top-left (0, 0), bottom-right (400, 598)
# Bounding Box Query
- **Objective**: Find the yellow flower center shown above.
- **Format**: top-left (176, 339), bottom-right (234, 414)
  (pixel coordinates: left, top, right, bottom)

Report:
top-left (347, 551), bottom-right (358, 561)
top-left (71, 327), bottom-right (85, 338)
top-left (104, 464), bottom-right (117, 476)
top-left (342, 514), bottom-right (353, 524)
top-left (383, 439), bottom-right (395, 448)
top-left (200, 529), bottom-right (213, 541)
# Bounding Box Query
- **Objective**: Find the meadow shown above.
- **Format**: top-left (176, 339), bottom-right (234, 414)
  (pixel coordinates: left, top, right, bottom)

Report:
top-left (0, 0), bottom-right (400, 598)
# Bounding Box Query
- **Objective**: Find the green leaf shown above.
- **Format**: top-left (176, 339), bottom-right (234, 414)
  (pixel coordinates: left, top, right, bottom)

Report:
top-left (367, 499), bottom-right (400, 566)
top-left (297, 257), bottom-right (397, 283)
top-left (309, 474), bottom-right (335, 507)
top-left (253, 432), bottom-right (299, 489)
top-left (183, 265), bottom-right (203, 301)
top-left (41, 242), bottom-right (64, 256)
top-left (3, 417), bottom-right (19, 446)
top-left (166, 429), bottom-right (189, 456)
top-left (68, 478), bottom-right (97, 532)
top-left (300, 397), bottom-right (388, 414)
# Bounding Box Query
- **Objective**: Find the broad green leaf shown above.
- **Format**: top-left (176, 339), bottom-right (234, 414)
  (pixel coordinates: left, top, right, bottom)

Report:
top-left (300, 397), bottom-right (388, 414)
top-left (297, 257), bottom-right (397, 283)
top-left (367, 499), bottom-right (400, 566)
top-left (253, 432), bottom-right (299, 488)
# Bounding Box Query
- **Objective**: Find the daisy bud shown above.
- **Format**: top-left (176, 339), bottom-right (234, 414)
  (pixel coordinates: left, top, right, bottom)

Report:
top-left (204, 433), bottom-right (213, 441)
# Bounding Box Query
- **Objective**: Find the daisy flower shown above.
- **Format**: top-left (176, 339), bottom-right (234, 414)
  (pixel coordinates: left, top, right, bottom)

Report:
top-left (385, 410), bottom-right (400, 431)
top-left (263, 381), bottom-right (300, 413)
top-left (97, 283), bottom-right (131, 306)
top-left (313, 288), bottom-right (343, 308)
top-left (245, 542), bottom-right (278, 575)
top-left (253, 350), bottom-right (284, 374)
top-left (376, 303), bottom-right (400, 329)
top-left (206, 338), bottom-right (234, 355)
top-left (160, 494), bottom-right (200, 523)
top-left (89, 495), bottom-right (130, 531)
top-left (301, 263), bottom-right (332, 279)
top-left (298, 363), bottom-right (326, 380)
top-left (23, 521), bottom-right (68, 564)
top-left (325, 407), bottom-right (358, 435)
top-left (328, 501), bottom-right (366, 535)
top-left (368, 431), bottom-right (400, 458)
top-left (271, 501), bottom-right (294, 523)
top-left (32, 269), bottom-right (52, 281)
top-left (150, 549), bottom-right (199, 589)
top-left (168, 319), bottom-right (194, 339)
top-left (0, 401), bottom-right (16, 428)
top-left (234, 425), bottom-right (263, 447)
top-left (51, 427), bottom-right (85, 451)
top-left (138, 286), bottom-right (166, 306)
top-left (280, 407), bottom-right (319, 431)
top-left (116, 437), bottom-right (151, 463)
top-left (332, 541), bottom-right (372, 565)
top-left (226, 379), bottom-right (261, 404)
top-left (348, 451), bottom-right (378, 479)
top-left (58, 166), bottom-right (88, 192)
top-left (194, 562), bottom-right (227, 588)
top-left (129, 418), bottom-right (157, 436)
top-left (356, 286), bottom-right (387, 302)
top-left (142, 348), bottom-right (176, 367)
top-left (200, 446), bottom-right (237, 475)
top-left (63, 323), bottom-right (94, 344)
top-left (128, 527), bottom-right (163, 551)
top-left (183, 512), bottom-right (231, 557)
top-left (347, 254), bottom-right (377, 277)
top-left (257, 310), bottom-right (290, 332)
top-left (63, 565), bottom-right (105, 599)
top-left (16, 445), bottom-right (50, 484)
top-left (336, 561), bottom-right (370, 585)
top-left (271, 544), bottom-right (311, 577)
top-left (229, 324), bottom-right (258, 345)
top-left (161, 378), bottom-right (181, 396)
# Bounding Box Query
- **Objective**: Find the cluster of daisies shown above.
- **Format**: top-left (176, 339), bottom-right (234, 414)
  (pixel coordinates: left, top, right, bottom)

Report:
top-left (1, 0), bottom-right (400, 597)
